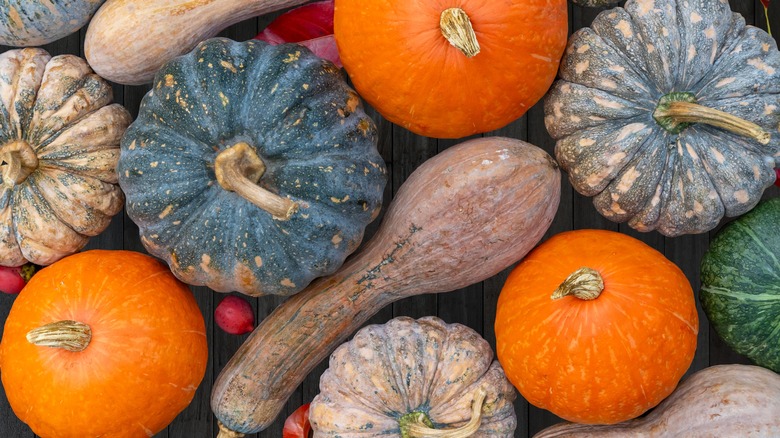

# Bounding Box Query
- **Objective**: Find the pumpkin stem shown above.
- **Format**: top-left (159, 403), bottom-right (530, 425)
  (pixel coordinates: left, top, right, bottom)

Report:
top-left (214, 142), bottom-right (298, 220)
top-left (440, 8), bottom-right (480, 58)
top-left (654, 100), bottom-right (771, 145)
top-left (0, 140), bottom-right (38, 187)
top-left (405, 388), bottom-right (487, 437)
top-left (216, 421), bottom-right (245, 438)
top-left (26, 320), bottom-right (92, 352)
top-left (551, 267), bottom-right (604, 301)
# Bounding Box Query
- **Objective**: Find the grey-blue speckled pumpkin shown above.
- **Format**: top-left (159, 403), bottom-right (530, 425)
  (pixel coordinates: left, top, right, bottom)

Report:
top-left (545, 0), bottom-right (780, 236)
top-left (571, 0), bottom-right (621, 8)
top-left (0, 0), bottom-right (104, 46)
top-left (118, 38), bottom-right (387, 297)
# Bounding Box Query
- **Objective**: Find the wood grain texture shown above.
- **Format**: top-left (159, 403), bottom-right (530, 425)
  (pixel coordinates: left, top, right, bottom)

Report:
top-left (0, 1), bottom-right (778, 437)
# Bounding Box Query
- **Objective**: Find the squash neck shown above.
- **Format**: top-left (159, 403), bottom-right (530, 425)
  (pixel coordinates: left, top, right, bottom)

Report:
top-left (26, 320), bottom-right (92, 352)
top-left (653, 92), bottom-right (770, 144)
top-left (552, 267), bottom-right (604, 301)
top-left (440, 8), bottom-right (480, 58)
top-left (214, 142), bottom-right (298, 220)
top-left (0, 140), bottom-right (38, 187)
top-left (400, 388), bottom-right (487, 437)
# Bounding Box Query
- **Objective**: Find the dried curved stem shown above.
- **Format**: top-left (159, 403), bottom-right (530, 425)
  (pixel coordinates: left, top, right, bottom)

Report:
top-left (27, 320), bottom-right (92, 352)
top-left (440, 8), bottom-right (480, 58)
top-left (406, 388), bottom-right (488, 437)
top-left (552, 267), bottom-right (604, 301)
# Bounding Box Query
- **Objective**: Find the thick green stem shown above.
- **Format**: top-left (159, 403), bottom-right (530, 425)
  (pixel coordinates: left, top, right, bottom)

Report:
top-left (26, 320), bottom-right (92, 352)
top-left (214, 142), bottom-right (298, 220)
top-left (440, 8), bottom-right (480, 58)
top-left (552, 267), bottom-right (604, 301)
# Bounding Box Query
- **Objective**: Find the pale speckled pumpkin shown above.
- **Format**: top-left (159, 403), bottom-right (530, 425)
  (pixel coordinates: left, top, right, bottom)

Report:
top-left (309, 316), bottom-right (517, 437)
top-left (545, 0), bottom-right (780, 236)
top-left (118, 38), bottom-right (387, 297)
top-left (0, 48), bottom-right (130, 267)
top-left (534, 364), bottom-right (780, 437)
top-left (571, 0), bottom-right (621, 7)
top-left (0, 0), bottom-right (105, 46)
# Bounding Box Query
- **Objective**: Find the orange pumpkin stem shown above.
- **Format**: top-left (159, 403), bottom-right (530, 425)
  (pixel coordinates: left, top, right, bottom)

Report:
top-left (406, 388), bottom-right (487, 437)
top-left (654, 101), bottom-right (770, 145)
top-left (551, 267), bottom-right (604, 301)
top-left (26, 320), bottom-right (92, 352)
top-left (0, 140), bottom-right (38, 187)
top-left (440, 8), bottom-right (480, 58)
top-left (214, 142), bottom-right (298, 220)
top-left (216, 421), bottom-right (246, 438)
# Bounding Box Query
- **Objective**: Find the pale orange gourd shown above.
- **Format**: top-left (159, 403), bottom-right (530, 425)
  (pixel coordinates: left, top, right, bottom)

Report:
top-left (0, 250), bottom-right (208, 438)
top-left (495, 230), bottom-right (698, 424)
top-left (334, 0), bottom-right (568, 138)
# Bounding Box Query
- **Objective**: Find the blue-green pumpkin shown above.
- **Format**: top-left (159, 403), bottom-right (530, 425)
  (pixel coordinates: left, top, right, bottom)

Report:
top-left (0, 1), bottom-right (104, 47)
top-left (700, 197), bottom-right (780, 372)
top-left (118, 38), bottom-right (387, 297)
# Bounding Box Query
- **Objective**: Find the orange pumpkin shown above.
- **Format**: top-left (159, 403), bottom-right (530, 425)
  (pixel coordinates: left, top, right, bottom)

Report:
top-left (333, 0), bottom-right (568, 138)
top-left (495, 230), bottom-right (698, 424)
top-left (0, 250), bottom-right (208, 438)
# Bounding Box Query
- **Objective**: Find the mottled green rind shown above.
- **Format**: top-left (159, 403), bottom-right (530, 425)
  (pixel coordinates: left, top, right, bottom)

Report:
top-left (118, 38), bottom-right (387, 297)
top-left (701, 198), bottom-right (780, 372)
top-left (0, 0), bottom-right (104, 47)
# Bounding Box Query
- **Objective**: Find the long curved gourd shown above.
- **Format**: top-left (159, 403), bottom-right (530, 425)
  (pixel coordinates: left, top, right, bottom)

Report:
top-left (545, 0), bottom-right (780, 236)
top-left (0, 0), bottom-right (104, 46)
top-left (534, 364), bottom-right (780, 437)
top-left (211, 136), bottom-right (561, 436)
top-left (84, 0), bottom-right (309, 85)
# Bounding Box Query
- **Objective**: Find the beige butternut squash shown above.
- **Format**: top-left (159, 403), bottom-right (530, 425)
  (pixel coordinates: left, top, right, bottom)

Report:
top-left (211, 136), bottom-right (561, 435)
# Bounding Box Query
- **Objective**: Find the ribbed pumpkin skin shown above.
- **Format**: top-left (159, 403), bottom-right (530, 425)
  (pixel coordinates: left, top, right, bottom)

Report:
top-left (545, 0), bottom-right (780, 236)
top-left (0, 48), bottom-right (130, 267)
top-left (534, 365), bottom-right (780, 437)
top-left (118, 38), bottom-right (386, 297)
top-left (334, 0), bottom-right (568, 139)
top-left (701, 198), bottom-right (780, 373)
top-left (0, 0), bottom-right (104, 46)
top-left (495, 230), bottom-right (698, 424)
top-left (0, 250), bottom-right (208, 438)
top-left (310, 317), bottom-right (517, 436)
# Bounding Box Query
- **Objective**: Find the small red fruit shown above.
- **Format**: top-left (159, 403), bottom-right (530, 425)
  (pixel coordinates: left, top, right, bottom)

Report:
top-left (774, 168), bottom-right (779, 187)
top-left (0, 264), bottom-right (38, 294)
top-left (215, 295), bottom-right (255, 335)
top-left (283, 404), bottom-right (311, 438)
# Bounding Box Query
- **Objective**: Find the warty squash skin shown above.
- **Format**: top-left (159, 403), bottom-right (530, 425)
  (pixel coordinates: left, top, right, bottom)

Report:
top-left (0, 48), bottom-right (130, 267)
top-left (310, 317), bottom-right (517, 437)
top-left (701, 197), bottom-right (780, 373)
top-left (84, 0), bottom-right (310, 85)
top-left (0, 0), bottom-right (104, 46)
top-left (211, 137), bottom-right (561, 436)
top-left (0, 250), bottom-right (209, 438)
top-left (534, 365), bottom-right (780, 437)
top-left (571, 0), bottom-right (621, 7)
top-left (118, 38), bottom-right (387, 298)
top-left (545, 0), bottom-right (780, 236)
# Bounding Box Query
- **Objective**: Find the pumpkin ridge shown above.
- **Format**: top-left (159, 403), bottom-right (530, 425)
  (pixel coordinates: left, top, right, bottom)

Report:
top-left (18, 173), bottom-right (90, 235)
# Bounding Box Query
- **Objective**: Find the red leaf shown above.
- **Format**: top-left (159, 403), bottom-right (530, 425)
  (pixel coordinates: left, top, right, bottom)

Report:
top-left (256, 1), bottom-right (340, 67)
top-left (762, 0), bottom-right (770, 10)
top-left (282, 404), bottom-right (311, 438)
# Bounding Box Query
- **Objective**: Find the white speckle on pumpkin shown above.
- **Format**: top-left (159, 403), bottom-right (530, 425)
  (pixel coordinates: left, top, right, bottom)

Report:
top-left (200, 254), bottom-right (211, 271)
top-left (616, 123), bottom-right (646, 142)
top-left (608, 65), bottom-right (626, 73)
top-left (734, 190), bottom-right (750, 203)
top-left (303, 83), bottom-right (309, 90)
top-left (482, 159), bottom-right (493, 165)
top-left (611, 202), bottom-right (626, 215)
top-left (579, 138), bottom-right (596, 147)
top-left (150, 161), bottom-right (158, 168)
top-left (498, 149), bottom-right (510, 160)
top-left (589, 116), bottom-right (606, 121)
top-left (220, 60), bottom-right (237, 73)
top-left (593, 97), bottom-right (624, 109)
top-left (575, 60), bottom-right (590, 75)
top-left (332, 234), bottom-right (343, 247)
top-left (254, 256), bottom-right (263, 267)
top-left (753, 165), bottom-right (762, 180)
top-left (129, 140), bottom-right (136, 150)
top-left (635, 0), bottom-right (653, 15)
top-left (711, 148), bottom-right (726, 164)
top-left (570, 115), bottom-right (582, 123)
top-left (686, 170), bottom-right (694, 181)
top-left (703, 26), bottom-right (716, 39)
top-left (763, 43), bottom-right (771, 52)
top-left (616, 20), bottom-right (633, 38)
top-left (709, 190), bottom-right (719, 200)
top-left (281, 278), bottom-right (296, 288)
top-left (576, 44), bottom-right (591, 54)
top-left (600, 79), bottom-right (618, 90)
top-left (715, 77), bottom-right (736, 87)
top-left (530, 53), bottom-right (553, 63)
top-left (553, 102), bottom-right (563, 119)
top-left (687, 45), bottom-right (697, 62)
top-left (124, 170), bottom-right (129, 177)
top-left (685, 210), bottom-right (695, 218)
top-left (690, 12), bottom-right (703, 23)
top-left (748, 57), bottom-right (776, 74)
top-left (608, 152), bottom-right (627, 166)
top-left (646, 43), bottom-right (655, 54)
top-left (173, 221), bottom-right (181, 225)
top-left (662, 27), bottom-right (669, 37)
top-left (617, 167), bottom-right (640, 192)
top-left (219, 92), bottom-right (229, 107)
top-left (685, 144), bottom-right (699, 160)
top-left (765, 104), bottom-right (777, 115)
top-left (330, 195), bottom-right (350, 204)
